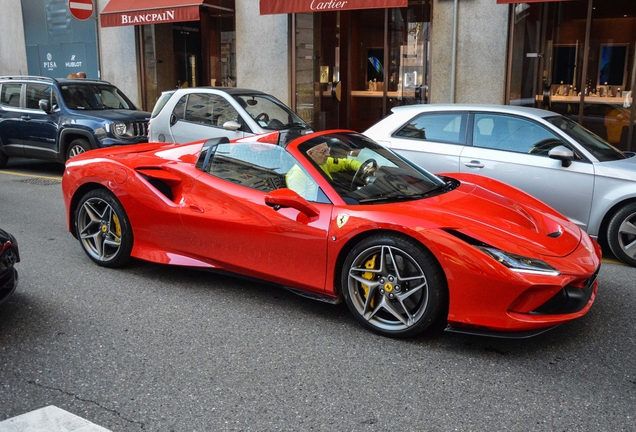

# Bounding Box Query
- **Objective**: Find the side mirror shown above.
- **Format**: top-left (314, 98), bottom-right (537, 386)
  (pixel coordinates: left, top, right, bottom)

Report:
top-left (169, 113), bottom-right (178, 127)
top-left (264, 188), bottom-right (319, 219)
top-left (548, 145), bottom-right (574, 168)
top-left (38, 99), bottom-right (51, 113)
top-left (223, 120), bottom-right (241, 131)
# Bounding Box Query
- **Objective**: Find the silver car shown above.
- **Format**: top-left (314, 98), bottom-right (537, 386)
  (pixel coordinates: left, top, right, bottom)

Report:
top-left (149, 87), bottom-right (312, 144)
top-left (365, 104), bottom-right (636, 266)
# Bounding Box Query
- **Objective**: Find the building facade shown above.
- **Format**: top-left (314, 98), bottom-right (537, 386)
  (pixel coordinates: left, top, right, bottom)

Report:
top-left (1, 0), bottom-right (633, 151)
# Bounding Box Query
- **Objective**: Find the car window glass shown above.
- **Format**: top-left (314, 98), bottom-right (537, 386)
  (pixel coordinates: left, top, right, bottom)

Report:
top-left (99, 87), bottom-right (131, 109)
top-left (1, 84), bottom-right (22, 107)
top-left (60, 85), bottom-right (99, 110)
top-left (473, 114), bottom-right (572, 156)
top-left (394, 112), bottom-right (467, 144)
top-left (206, 142), bottom-right (312, 196)
top-left (545, 115), bottom-right (626, 162)
top-left (184, 94), bottom-right (239, 128)
top-left (26, 84), bottom-right (52, 110)
top-left (296, 133), bottom-right (445, 205)
top-left (173, 95), bottom-right (187, 120)
top-left (234, 95), bottom-right (307, 131)
top-left (151, 91), bottom-right (175, 118)
top-left (60, 84), bottom-right (133, 110)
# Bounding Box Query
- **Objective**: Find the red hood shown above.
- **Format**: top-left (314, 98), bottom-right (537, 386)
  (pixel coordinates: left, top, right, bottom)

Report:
top-left (407, 174), bottom-right (582, 258)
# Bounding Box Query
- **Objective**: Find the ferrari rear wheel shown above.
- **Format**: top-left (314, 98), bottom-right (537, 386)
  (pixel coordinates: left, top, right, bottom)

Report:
top-left (342, 234), bottom-right (447, 338)
top-left (76, 189), bottom-right (133, 267)
top-left (607, 202), bottom-right (636, 267)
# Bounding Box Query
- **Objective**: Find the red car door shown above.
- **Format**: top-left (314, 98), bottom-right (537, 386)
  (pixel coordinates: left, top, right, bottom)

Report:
top-left (179, 144), bottom-right (332, 293)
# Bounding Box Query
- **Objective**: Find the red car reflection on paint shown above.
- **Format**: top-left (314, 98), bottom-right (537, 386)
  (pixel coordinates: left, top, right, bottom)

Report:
top-left (62, 130), bottom-right (601, 338)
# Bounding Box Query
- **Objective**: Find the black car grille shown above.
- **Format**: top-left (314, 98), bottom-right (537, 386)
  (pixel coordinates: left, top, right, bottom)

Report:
top-left (131, 121), bottom-right (149, 138)
top-left (531, 267), bottom-right (599, 315)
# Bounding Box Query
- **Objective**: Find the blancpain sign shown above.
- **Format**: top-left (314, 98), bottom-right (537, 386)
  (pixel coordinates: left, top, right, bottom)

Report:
top-left (120, 10), bottom-right (175, 24)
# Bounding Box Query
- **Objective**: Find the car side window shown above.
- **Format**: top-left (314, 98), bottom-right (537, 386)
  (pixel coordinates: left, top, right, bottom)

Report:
top-left (473, 114), bottom-right (567, 156)
top-left (206, 143), bottom-right (299, 193)
top-left (26, 84), bottom-right (56, 110)
top-left (173, 95), bottom-right (186, 120)
top-left (184, 93), bottom-right (239, 128)
top-left (394, 112), bottom-right (467, 144)
top-left (1, 84), bottom-right (22, 107)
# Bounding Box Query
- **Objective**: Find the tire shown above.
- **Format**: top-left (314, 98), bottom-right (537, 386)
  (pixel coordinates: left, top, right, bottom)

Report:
top-left (67, 138), bottom-right (91, 161)
top-left (76, 189), bottom-right (133, 268)
top-left (0, 151), bottom-right (7, 168)
top-left (607, 202), bottom-right (636, 267)
top-left (341, 234), bottom-right (447, 338)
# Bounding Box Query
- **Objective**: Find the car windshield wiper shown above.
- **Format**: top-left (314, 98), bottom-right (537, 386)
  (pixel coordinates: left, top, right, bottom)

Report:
top-left (358, 180), bottom-right (454, 204)
top-left (358, 193), bottom-right (427, 204)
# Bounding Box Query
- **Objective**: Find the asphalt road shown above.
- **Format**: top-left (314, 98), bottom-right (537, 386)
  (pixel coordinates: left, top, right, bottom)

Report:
top-left (0, 159), bottom-right (635, 431)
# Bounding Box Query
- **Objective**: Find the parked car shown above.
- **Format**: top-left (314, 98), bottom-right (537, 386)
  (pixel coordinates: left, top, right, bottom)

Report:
top-left (62, 130), bottom-right (600, 338)
top-left (0, 228), bottom-right (20, 305)
top-left (364, 104), bottom-right (636, 267)
top-left (0, 75), bottom-right (150, 168)
top-left (148, 87), bottom-right (312, 144)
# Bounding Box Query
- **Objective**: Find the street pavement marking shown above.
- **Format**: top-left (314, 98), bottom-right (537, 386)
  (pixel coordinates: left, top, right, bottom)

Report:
top-left (0, 170), bottom-right (62, 181)
top-left (0, 406), bottom-right (111, 432)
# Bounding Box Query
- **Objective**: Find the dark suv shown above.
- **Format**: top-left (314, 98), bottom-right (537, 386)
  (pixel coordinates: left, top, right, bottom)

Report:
top-left (0, 76), bottom-right (150, 167)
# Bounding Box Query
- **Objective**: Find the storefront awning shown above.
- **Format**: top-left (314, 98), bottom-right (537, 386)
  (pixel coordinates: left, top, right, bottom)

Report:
top-left (100, 0), bottom-right (233, 28)
top-left (260, 0), bottom-right (408, 16)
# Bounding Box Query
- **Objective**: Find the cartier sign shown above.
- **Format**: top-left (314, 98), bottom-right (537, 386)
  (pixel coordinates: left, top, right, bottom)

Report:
top-left (260, 0), bottom-right (408, 15)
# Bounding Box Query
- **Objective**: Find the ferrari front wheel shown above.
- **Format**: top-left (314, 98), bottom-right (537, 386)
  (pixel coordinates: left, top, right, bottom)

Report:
top-left (341, 234), bottom-right (447, 338)
top-left (76, 189), bottom-right (133, 267)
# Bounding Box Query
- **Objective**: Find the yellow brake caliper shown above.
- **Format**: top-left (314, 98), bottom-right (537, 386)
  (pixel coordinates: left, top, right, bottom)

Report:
top-left (361, 254), bottom-right (377, 308)
top-left (111, 214), bottom-right (122, 243)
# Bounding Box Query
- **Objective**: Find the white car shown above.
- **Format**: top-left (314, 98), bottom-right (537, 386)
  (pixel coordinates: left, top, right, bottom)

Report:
top-left (365, 104), bottom-right (636, 266)
top-left (149, 87), bottom-right (312, 144)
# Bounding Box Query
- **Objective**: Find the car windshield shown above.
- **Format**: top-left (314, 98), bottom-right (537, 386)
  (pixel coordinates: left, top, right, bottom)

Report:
top-left (60, 84), bottom-right (136, 111)
top-left (151, 91), bottom-right (175, 118)
top-left (298, 133), bottom-right (449, 204)
top-left (545, 115), bottom-right (627, 162)
top-left (233, 94), bottom-right (309, 131)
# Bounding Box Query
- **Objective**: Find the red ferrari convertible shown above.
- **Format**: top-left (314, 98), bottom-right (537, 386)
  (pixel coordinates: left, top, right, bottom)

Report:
top-left (62, 130), bottom-right (601, 338)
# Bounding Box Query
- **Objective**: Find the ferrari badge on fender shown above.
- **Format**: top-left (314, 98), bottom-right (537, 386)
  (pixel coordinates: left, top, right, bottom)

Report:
top-left (337, 213), bottom-right (349, 228)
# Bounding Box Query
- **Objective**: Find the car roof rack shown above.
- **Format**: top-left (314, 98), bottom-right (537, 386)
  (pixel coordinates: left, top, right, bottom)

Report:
top-left (0, 76), bottom-right (112, 85)
top-left (0, 76), bottom-right (59, 83)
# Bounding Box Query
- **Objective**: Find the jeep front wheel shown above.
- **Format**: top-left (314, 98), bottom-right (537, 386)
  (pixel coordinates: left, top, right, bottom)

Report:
top-left (67, 138), bottom-right (91, 160)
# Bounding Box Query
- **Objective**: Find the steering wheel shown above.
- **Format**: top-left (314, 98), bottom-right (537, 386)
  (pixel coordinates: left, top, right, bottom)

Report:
top-left (350, 158), bottom-right (378, 190)
top-left (255, 112), bottom-right (270, 123)
top-left (267, 119), bottom-right (285, 130)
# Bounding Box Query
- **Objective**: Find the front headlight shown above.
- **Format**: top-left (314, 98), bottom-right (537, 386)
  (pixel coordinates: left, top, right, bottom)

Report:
top-left (477, 246), bottom-right (561, 276)
top-left (114, 122), bottom-right (127, 136)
